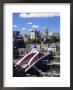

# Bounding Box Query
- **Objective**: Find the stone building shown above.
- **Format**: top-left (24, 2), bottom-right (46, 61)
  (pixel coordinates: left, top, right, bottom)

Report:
top-left (23, 34), bottom-right (29, 42)
top-left (30, 30), bottom-right (40, 40)
top-left (43, 26), bottom-right (49, 42)
top-left (48, 43), bottom-right (56, 53)
top-left (13, 31), bottom-right (26, 59)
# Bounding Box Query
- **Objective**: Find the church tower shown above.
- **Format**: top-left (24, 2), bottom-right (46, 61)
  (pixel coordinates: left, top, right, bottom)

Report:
top-left (44, 26), bottom-right (48, 38)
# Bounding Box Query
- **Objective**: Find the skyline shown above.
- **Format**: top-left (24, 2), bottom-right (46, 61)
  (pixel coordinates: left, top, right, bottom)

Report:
top-left (13, 13), bottom-right (60, 34)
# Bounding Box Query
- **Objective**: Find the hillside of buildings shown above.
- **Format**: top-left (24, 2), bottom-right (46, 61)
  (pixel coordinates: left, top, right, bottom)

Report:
top-left (13, 26), bottom-right (60, 77)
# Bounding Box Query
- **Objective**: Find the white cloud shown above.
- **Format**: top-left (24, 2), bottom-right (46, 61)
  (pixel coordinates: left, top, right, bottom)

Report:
top-left (22, 28), bottom-right (26, 30)
top-left (13, 25), bottom-right (17, 28)
top-left (28, 28), bottom-right (32, 31)
top-left (31, 25), bottom-right (39, 28)
top-left (43, 26), bottom-right (48, 29)
top-left (19, 13), bottom-right (60, 18)
top-left (27, 22), bottom-right (32, 24)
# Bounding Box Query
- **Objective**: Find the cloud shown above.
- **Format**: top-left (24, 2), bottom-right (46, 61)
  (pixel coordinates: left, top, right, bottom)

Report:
top-left (19, 13), bottom-right (60, 18)
top-left (22, 28), bottom-right (26, 30)
top-left (28, 28), bottom-right (32, 31)
top-left (27, 22), bottom-right (32, 24)
top-left (31, 25), bottom-right (39, 28)
top-left (43, 26), bottom-right (48, 29)
top-left (13, 25), bottom-right (17, 28)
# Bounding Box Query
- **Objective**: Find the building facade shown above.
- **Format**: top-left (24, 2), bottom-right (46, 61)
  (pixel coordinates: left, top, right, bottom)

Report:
top-left (30, 30), bottom-right (40, 40)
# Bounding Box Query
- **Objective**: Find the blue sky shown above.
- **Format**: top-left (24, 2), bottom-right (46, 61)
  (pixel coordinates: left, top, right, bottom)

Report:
top-left (13, 13), bottom-right (60, 34)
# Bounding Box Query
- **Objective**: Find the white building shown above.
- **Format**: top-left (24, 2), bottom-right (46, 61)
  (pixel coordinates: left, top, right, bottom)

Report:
top-left (30, 30), bottom-right (36, 40)
top-left (49, 32), bottom-right (60, 37)
top-left (30, 30), bottom-right (40, 40)
top-left (48, 43), bottom-right (56, 53)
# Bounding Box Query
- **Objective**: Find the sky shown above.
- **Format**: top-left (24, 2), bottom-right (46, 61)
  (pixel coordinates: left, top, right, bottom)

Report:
top-left (13, 13), bottom-right (60, 34)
